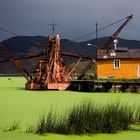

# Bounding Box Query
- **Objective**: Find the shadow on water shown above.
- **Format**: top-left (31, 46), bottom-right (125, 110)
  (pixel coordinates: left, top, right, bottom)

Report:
top-left (16, 87), bottom-right (57, 92)
top-left (130, 128), bottom-right (140, 132)
top-left (16, 87), bottom-right (25, 91)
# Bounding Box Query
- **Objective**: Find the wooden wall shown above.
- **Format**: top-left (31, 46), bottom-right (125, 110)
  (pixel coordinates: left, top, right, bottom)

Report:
top-left (96, 59), bottom-right (140, 79)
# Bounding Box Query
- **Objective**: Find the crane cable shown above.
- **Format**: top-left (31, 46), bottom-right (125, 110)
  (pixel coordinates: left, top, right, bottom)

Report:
top-left (0, 16), bottom-right (129, 44)
top-left (0, 15), bottom-right (130, 62)
top-left (0, 26), bottom-right (43, 46)
top-left (0, 26), bottom-right (47, 65)
top-left (74, 16), bottom-right (128, 42)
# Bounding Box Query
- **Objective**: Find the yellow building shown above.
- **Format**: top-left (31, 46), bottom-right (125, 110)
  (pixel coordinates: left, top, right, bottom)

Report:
top-left (96, 48), bottom-right (140, 79)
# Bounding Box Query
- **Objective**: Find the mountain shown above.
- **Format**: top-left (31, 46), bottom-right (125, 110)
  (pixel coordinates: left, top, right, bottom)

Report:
top-left (2, 36), bottom-right (48, 56)
top-left (0, 36), bottom-right (140, 74)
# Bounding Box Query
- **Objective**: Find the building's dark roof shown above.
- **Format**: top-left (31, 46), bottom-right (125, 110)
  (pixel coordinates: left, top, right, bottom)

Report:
top-left (96, 48), bottom-right (140, 59)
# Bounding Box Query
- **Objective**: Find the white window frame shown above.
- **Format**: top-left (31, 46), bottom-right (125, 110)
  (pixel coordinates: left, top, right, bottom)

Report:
top-left (114, 59), bottom-right (120, 69)
top-left (138, 66), bottom-right (140, 78)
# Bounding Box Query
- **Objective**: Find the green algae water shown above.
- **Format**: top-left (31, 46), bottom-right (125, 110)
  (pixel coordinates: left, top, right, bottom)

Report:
top-left (0, 77), bottom-right (140, 139)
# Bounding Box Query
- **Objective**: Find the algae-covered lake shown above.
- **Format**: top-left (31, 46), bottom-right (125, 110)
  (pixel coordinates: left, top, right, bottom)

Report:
top-left (0, 77), bottom-right (140, 140)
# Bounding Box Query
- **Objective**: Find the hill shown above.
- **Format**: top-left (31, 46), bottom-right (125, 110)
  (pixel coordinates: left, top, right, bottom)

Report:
top-left (0, 36), bottom-right (140, 74)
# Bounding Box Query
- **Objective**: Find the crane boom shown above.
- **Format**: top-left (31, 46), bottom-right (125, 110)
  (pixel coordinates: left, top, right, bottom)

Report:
top-left (0, 51), bottom-right (91, 63)
top-left (0, 43), bottom-right (32, 82)
top-left (78, 57), bottom-right (96, 80)
top-left (101, 15), bottom-right (133, 49)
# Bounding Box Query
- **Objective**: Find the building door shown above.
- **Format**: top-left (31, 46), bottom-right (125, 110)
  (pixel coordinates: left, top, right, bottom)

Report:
top-left (138, 66), bottom-right (140, 78)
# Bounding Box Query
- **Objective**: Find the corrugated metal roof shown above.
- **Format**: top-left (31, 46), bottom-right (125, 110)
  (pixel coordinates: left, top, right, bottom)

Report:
top-left (96, 49), bottom-right (140, 59)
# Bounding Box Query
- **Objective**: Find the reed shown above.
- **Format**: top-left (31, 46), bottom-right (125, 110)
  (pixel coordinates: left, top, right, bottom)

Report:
top-left (3, 121), bottom-right (20, 132)
top-left (33, 100), bottom-right (136, 135)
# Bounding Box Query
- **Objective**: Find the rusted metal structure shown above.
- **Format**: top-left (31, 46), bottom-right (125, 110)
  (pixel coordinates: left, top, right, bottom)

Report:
top-left (25, 34), bottom-right (70, 90)
top-left (0, 34), bottom-right (91, 90)
top-left (0, 34), bottom-right (71, 90)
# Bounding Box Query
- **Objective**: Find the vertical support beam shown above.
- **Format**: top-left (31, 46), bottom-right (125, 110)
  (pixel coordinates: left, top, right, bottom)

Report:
top-left (95, 22), bottom-right (98, 48)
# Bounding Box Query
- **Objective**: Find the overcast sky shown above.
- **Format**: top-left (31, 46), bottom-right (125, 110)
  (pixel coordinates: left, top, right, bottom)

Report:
top-left (0, 0), bottom-right (140, 41)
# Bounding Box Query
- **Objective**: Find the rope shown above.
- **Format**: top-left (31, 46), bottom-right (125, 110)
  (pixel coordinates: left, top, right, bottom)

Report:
top-left (0, 26), bottom-right (43, 46)
top-left (74, 16), bottom-right (127, 42)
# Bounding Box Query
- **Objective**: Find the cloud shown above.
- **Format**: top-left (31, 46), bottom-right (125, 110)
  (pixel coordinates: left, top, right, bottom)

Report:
top-left (0, 0), bottom-right (139, 41)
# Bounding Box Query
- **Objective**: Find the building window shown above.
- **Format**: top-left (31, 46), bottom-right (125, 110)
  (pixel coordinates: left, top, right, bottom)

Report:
top-left (138, 66), bottom-right (140, 78)
top-left (114, 59), bottom-right (120, 69)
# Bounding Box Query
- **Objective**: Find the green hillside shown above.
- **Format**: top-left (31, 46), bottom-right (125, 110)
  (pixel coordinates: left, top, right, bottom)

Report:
top-left (0, 36), bottom-right (140, 75)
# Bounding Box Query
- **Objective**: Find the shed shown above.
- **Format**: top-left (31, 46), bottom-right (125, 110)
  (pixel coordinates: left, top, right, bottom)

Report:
top-left (96, 48), bottom-right (140, 79)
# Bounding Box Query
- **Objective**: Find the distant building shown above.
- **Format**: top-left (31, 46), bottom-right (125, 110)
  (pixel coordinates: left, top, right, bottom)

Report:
top-left (96, 48), bottom-right (140, 79)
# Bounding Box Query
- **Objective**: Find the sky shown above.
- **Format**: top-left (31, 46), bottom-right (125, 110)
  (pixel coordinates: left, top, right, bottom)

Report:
top-left (0, 0), bottom-right (140, 42)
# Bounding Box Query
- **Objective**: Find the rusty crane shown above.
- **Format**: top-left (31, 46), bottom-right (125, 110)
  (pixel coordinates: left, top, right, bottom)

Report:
top-left (0, 15), bottom-right (133, 90)
top-left (78, 14), bottom-right (133, 79)
top-left (0, 34), bottom-right (90, 90)
top-left (28, 34), bottom-right (71, 90)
